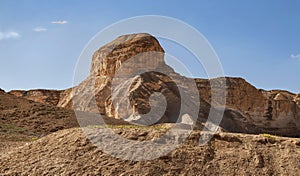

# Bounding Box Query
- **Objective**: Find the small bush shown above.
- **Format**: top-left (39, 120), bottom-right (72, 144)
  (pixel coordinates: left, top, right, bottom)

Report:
top-left (31, 137), bottom-right (39, 141)
top-left (261, 133), bottom-right (277, 139)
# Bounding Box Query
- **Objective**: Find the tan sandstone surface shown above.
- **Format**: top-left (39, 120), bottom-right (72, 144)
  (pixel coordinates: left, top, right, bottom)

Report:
top-left (9, 33), bottom-right (300, 137)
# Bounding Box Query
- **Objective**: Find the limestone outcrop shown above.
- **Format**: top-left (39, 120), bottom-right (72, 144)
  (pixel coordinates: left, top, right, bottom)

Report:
top-left (9, 33), bottom-right (300, 137)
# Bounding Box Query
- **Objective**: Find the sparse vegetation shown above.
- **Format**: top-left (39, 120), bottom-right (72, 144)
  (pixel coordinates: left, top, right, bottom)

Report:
top-left (31, 137), bottom-right (39, 141)
top-left (87, 124), bottom-right (171, 130)
top-left (0, 123), bottom-right (26, 133)
top-left (260, 133), bottom-right (278, 139)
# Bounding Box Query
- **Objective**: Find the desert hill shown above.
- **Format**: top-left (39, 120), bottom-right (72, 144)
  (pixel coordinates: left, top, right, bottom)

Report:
top-left (0, 127), bottom-right (299, 175)
top-left (0, 89), bottom-right (128, 151)
top-left (0, 89), bottom-right (77, 140)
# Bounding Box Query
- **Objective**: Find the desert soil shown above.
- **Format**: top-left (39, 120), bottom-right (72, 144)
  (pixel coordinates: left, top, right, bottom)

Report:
top-left (0, 126), bottom-right (299, 176)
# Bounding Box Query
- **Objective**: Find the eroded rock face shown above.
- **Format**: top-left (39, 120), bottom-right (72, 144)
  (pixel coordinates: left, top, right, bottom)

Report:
top-left (9, 33), bottom-right (300, 137)
top-left (90, 33), bottom-right (167, 77)
top-left (53, 33), bottom-right (203, 129)
top-left (196, 78), bottom-right (300, 136)
top-left (58, 33), bottom-right (181, 120)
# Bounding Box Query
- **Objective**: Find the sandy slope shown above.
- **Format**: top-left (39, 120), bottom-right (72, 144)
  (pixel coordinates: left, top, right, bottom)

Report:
top-left (0, 127), bottom-right (299, 176)
top-left (0, 90), bottom-right (128, 149)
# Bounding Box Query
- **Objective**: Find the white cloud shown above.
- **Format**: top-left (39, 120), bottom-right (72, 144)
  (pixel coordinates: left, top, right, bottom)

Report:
top-left (33, 27), bottom-right (47, 32)
top-left (0, 31), bottom-right (20, 40)
top-left (51, 20), bottom-right (68, 24)
top-left (290, 54), bottom-right (300, 60)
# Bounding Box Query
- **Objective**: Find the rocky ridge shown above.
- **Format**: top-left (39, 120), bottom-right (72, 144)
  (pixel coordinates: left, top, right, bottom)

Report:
top-left (9, 89), bottom-right (63, 106)
top-left (9, 33), bottom-right (300, 137)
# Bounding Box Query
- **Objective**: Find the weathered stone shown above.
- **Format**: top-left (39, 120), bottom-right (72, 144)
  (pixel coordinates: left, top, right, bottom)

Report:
top-left (9, 89), bottom-right (63, 106)
top-left (9, 33), bottom-right (300, 137)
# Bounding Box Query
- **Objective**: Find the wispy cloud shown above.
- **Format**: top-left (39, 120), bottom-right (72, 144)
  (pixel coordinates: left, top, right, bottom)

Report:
top-left (33, 27), bottom-right (47, 32)
top-left (51, 20), bottom-right (68, 24)
top-left (0, 31), bottom-right (20, 40)
top-left (290, 54), bottom-right (300, 60)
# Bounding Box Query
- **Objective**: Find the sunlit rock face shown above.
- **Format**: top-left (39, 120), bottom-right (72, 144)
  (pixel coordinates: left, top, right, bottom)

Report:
top-left (196, 78), bottom-right (300, 136)
top-left (90, 33), bottom-right (167, 77)
top-left (57, 33), bottom-right (185, 124)
top-left (9, 33), bottom-right (300, 137)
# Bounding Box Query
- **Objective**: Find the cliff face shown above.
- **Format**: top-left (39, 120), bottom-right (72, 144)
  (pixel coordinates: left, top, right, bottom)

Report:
top-left (9, 33), bottom-right (300, 137)
top-left (90, 33), bottom-right (167, 77)
top-left (57, 33), bottom-right (177, 118)
top-left (196, 78), bottom-right (300, 136)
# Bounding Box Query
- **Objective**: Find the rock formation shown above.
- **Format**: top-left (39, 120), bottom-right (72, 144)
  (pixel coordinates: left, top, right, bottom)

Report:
top-left (196, 78), bottom-right (300, 136)
top-left (56, 33), bottom-right (200, 126)
top-left (9, 89), bottom-right (63, 106)
top-left (9, 33), bottom-right (300, 137)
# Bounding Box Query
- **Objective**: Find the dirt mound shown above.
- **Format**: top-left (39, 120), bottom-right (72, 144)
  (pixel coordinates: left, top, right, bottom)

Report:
top-left (0, 90), bottom-right (78, 141)
top-left (1, 127), bottom-right (299, 175)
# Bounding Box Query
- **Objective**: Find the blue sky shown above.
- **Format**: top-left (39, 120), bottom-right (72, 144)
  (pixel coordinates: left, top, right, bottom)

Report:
top-left (0, 0), bottom-right (300, 93)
